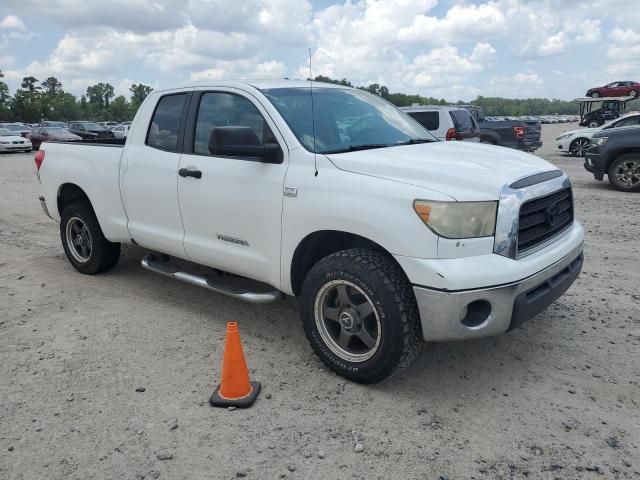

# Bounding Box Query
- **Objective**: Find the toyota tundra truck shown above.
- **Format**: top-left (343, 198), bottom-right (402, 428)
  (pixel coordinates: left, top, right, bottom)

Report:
top-left (36, 81), bottom-right (584, 383)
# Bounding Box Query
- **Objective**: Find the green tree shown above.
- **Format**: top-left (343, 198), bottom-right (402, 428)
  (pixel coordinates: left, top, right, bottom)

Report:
top-left (0, 70), bottom-right (11, 121)
top-left (41, 76), bottom-right (63, 96)
top-left (129, 83), bottom-right (153, 112)
top-left (108, 95), bottom-right (131, 122)
top-left (21, 76), bottom-right (40, 92)
top-left (86, 82), bottom-right (115, 118)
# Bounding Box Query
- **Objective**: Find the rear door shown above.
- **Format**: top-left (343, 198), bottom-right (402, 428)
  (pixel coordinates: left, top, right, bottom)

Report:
top-left (176, 88), bottom-right (288, 287)
top-left (121, 91), bottom-right (191, 257)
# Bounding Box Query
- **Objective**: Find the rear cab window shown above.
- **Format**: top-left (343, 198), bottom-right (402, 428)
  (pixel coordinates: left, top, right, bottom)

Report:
top-left (147, 93), bottom-right (189, 151)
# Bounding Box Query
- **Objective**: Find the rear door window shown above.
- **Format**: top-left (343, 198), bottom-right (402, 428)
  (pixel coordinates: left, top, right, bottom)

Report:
top-left (407, 111), bottom-right (439, 130)
top-left (147, 93), bottom-right (188, 152)
top-left (450, 110), bottom-right (477, 132)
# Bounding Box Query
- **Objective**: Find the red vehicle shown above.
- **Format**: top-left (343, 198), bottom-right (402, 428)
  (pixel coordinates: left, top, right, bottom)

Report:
top-left (586, 81), bottom-right (640, 98)
top-left (27, 127), bottom-right (82, 149)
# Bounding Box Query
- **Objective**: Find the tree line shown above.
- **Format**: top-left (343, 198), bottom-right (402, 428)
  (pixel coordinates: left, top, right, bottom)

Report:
top-left (0, 70), bottom-right (584, 123)
top-left (312, 75), bottom-right (581, 115)
top-left (0, 70), bottom-right (153, 123)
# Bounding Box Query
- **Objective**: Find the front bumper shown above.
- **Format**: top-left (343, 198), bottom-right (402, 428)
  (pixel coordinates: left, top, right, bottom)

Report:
top-left (413, 243), bottom-right (583, 341)
top-left (584, 150), bottom-right (604, 180)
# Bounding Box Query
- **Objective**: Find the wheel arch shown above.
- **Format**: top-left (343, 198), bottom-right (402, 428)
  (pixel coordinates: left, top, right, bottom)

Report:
top-left (57, 183), bottom-right (93, 217)
top-left (289, 230), bottom-right (403, 297)
top-left (607, 148), bottom-right (640, 171)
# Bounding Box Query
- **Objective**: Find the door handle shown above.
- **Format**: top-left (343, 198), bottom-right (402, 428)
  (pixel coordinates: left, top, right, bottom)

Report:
top-left (178, 168), bottom-right (202, 179)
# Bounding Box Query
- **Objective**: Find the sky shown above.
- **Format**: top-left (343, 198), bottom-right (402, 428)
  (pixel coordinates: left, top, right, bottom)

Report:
top-left (0, 0), bottom-right (638, 101)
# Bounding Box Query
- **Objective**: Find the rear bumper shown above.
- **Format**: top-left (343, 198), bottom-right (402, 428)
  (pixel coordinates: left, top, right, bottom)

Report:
top-left (413, 243), bottom-right (583, 341)
top-left (517, 140), bottom-right (542, 152)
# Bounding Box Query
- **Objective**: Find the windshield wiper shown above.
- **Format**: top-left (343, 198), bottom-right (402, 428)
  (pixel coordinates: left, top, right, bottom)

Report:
top-left (394, 138), bottom-right (435, 146)
top-left (323, 144), bottom-right (389, 154)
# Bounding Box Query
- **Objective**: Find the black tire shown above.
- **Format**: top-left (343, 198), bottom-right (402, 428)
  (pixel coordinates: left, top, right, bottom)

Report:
top-left (630, 90), bottom-right (637, 98)
top-left (608, 154), bottom-right (640, 192)
top-left (300, 249), bottom-right (422, 384)
top-left (569, 138), bottom-right (590, 157)
top-left (590, 92), bottom-right (600, 98)
top-left (480, 138), bottom-right (496, 145)
top-left (60, 201), bottom-right (121, 274)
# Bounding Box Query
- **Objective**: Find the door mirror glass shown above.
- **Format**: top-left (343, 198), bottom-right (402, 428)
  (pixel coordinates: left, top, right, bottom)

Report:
top-left (209, 126), bottom-right (282, 163)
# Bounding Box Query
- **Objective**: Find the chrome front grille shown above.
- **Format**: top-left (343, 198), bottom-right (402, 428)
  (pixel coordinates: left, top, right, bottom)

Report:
top-left (517, 188), bottom-right (573, 253)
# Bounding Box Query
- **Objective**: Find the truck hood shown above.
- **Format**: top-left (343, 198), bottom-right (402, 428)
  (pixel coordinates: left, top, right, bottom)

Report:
top-left (325, 141), bottom-right (558, 201)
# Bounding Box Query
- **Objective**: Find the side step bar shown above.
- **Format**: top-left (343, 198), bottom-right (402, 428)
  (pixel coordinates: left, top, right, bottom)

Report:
top-left (141, 254), bottom-right (282, 304)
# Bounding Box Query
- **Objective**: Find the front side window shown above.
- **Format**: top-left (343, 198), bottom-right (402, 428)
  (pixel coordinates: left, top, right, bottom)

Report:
top-left (193, 92), bottom-right (277, 155)
top-left (147, 93), bottom-right (188, 151)
top-left (262, 87), bottom-right (436, 154)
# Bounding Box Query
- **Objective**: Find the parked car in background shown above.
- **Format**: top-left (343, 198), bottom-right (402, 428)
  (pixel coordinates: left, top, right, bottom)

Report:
top-left (120, 121), bottom-right (132, 127)
top-left (40, 121), bottom-right (67, 128)
top-left (401, 105), bottom-right (480, 142)
top-left (97, 121), bottom-right (119, 129)
top-left (27, 127), bottom-right (82, 149)
top-left (585, 125), bottom-right (640, 192)
top-left (0, 128), bottom-right (32, 152)
top-left (1, 123), bottom-right (32, 137)
top-left (556, 112), bottom-right (640, 157)
top-left (111, 124), bottom-right (130, 139)
top-left (67, 121), bottom-right (115, 139)
top-left (461, 105), bottom-right (542, 152)
top-left (586, 81), bottom-right (640, 98)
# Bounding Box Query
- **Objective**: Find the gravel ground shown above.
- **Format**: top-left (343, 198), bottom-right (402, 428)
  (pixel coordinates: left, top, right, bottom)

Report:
top-left (1, 123), bottom-right (639, 480)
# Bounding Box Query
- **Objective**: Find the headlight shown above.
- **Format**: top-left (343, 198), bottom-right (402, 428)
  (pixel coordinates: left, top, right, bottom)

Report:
top-left (414, 200), bottom-right (498, 238)
top-left (556, 133), bottom-right (571, 141)
top-left (591, 137), bottom-right (608, 146)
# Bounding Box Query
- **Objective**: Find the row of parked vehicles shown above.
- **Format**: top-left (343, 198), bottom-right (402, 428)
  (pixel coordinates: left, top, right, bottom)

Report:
top-left (0, 120), bottom-right (132, 151)
top-left (402, 104), bottom-right (543, 152)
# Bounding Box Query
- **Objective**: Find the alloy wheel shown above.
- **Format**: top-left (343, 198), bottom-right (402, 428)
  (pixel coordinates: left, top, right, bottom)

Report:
top-left (570, 138), bottom-right (590, 157)
top-left (65, 217), bottom-right (93, 262)
top-left (613, 160), bottom-right (640, 188)
top-left (314, 280), bottom-right (381, 363)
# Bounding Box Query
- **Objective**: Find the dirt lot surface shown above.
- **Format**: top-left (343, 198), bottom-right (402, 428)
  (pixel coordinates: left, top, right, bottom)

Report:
top-left (1, 123), bottom-right (639, 480)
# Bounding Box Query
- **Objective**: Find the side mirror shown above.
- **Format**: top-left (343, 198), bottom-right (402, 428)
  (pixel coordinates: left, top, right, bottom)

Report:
top-left (209, 126), bottom-right (282, 164)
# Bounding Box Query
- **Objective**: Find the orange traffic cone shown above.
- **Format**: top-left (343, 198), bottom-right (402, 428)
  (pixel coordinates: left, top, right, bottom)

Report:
top-left (210, 322), bottom-right (261, 408)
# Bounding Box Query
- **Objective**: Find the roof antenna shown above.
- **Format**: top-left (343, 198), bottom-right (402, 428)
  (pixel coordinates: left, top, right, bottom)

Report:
top-left (309, 47), bottom-right (318, 177)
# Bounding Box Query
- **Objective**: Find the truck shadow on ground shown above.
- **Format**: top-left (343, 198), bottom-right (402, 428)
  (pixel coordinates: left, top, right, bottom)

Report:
top-left (105, 244), bottom-right (558, 399)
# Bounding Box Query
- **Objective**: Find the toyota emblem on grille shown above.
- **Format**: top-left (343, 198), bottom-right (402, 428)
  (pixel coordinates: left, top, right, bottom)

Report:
top-left (546, 203), bottom-right (560, 227)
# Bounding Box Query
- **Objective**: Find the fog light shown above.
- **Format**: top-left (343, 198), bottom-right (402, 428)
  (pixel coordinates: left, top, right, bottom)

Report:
top-left (460, 300), bottom-right (492, 328)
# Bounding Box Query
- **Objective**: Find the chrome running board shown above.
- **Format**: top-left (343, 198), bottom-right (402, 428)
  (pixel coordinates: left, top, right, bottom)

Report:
top-left (141, 254), bottom-right (282, 304)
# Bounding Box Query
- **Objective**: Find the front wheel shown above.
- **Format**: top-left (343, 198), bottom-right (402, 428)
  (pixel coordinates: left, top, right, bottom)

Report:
top-left (569, 138), bottom-right (590, 157)
top-left (300, 249), bottom-right (422, 384)
top-left (588, 120), bottom-right (601, 128)
top-left (608, 154), bottom-right (640, 192)
top-left (60, 201), bottom-right (121, 274)
top-left (629, 90), bottom-right (637, 98)
top-left (590, 92), bottom-right (600, 98)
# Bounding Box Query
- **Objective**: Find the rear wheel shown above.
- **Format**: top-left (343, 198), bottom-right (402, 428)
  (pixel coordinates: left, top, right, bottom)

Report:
top-left (60, 201), bottom-right (121, 274)
top-left (569, 138), bottom-right (590, 157)
top-left (630, 90), bottom-right (637, 98)
top-left (300, 249), bottom-right (422, 384)
top-left (608, 154), bottom-right (640, 192)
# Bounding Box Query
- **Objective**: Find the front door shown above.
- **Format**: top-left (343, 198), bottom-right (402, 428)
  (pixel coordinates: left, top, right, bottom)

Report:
top-left (177, 89), bottom-right (288, 287)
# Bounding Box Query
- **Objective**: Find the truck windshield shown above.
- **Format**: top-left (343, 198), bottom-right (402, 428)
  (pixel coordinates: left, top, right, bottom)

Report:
top-left (262, 87), bottom-right (436, 154)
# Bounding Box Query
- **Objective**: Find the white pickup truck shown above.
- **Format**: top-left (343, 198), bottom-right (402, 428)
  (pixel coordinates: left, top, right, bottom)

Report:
top-left (36, 81), bottom-right (584, 383)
